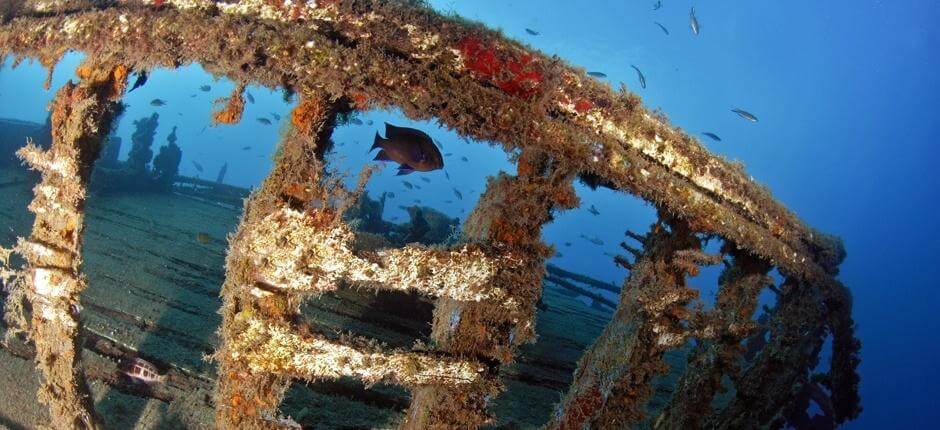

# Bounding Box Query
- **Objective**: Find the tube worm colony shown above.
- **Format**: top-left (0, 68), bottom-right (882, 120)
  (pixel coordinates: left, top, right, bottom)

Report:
top-left (0, 1), bottom-right (861, 428)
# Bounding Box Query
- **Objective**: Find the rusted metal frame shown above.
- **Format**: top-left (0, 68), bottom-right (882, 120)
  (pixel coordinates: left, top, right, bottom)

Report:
top-left (706, 279), bottom-right (829, 429)
top-left (11, 63), bottom-right (127, 430)
top-left (547, 215), bottom-right (718, 429)
top-left (402, 150), bottom-right (579, 429)
top-left (819, 278), bottom-right (862, 423)
top-left (214, 93), bottom-right (342, 429)
top-left (0, 3), bottom-right (837, 284)
top-left (102, 0), bottom-right (818, 261)
top-left (657, 248), bottom-right (772, 429)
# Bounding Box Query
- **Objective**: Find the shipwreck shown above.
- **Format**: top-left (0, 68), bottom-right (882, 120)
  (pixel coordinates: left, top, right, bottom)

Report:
top-left (0, 0), bottom-right (860, 429)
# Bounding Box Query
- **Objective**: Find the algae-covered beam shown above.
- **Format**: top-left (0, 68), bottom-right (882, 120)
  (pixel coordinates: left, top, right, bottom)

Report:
top-left (11, 62), bottom-right (127, 430)
top-left (236, 207), bottom-right (511, 302)
top-left (404, 150), bottom-right (579, 428)
top-left (231, 317), bottom-right (489, 388)
top-left (547, 216), bottom-right (713, 429)
top-left (706, 279), bottom-right (829, 428)
top-left (658, 248), bottom-right (772, 429)
top-left (214, 92), bottom-right (344, 428)
top-left (0, 3), bottom-right (840, 287)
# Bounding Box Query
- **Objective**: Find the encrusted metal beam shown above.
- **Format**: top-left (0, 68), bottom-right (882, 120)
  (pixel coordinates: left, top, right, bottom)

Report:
top-left (5, 62), bottom-right (127, 430)
top-left (0, 1), bottom-right (840, 288)
top-left (658, 248), bottom-right (772, 428)
top-left (236, 207), bottom-right (510, 302)
top-left (214, 92), bottom-right (342, 428)
top-left (404, 150), bottom-right (579, 428)
top-left (546, 216), bottom-right (717, 429)
top-left (706, 279), bottom-right (828, 429)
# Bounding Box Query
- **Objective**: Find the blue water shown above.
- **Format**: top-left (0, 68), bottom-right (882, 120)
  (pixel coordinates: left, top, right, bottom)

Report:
top-left (1, 0), bottom-right (938, 427)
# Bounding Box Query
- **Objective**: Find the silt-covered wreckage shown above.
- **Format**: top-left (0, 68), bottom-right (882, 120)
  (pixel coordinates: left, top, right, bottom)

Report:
top-left (0, 0), bottom-right (860, 428)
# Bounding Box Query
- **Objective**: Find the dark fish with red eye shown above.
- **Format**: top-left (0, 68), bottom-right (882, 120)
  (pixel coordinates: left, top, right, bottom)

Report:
top-left (371, 123), bottom-right (444, 175)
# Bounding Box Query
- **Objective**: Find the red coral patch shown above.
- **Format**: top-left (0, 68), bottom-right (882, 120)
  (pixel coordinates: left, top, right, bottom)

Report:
top-left (457, 36), bottom-right (544, 99)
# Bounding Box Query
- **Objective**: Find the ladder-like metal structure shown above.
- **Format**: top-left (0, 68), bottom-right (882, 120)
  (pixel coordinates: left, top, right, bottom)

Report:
top-left (0, 1), bottom-right (861, 428)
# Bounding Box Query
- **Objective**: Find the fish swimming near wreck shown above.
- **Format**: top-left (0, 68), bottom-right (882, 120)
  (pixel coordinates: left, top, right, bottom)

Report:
top-left (731, 108), bottom-right (759, 122)
top-left (192, 161), bottom-right (203, 173)
top-left (653, 1), bottom-right (662, 10)
top-left (257, 117), bottom-right (272, 125)
top-left (271, 112), bottom-right (281, 121)
top-left (580, 234), bottom-right (604, 246)
top-left (525, 28), bottom-right (540, 36)
top-left (453, 188), bottom-right (463, 200)
top-left (245, 91), bottom-right (255, 104)
top-left (630, 65), bottom-right (647, 89)
top-left (195, 232), bottom-right (211, 244)
top-left (121, 357), bottom-right (166, 385)
top-left (702, 132), bottom-right (722, 142)
top-left (587, 71), bottom-right (607, 78)
top-left (150, 98), bottom-right (166, 106)
top-left (690, 7), bottom-right (700, 35)
top-left (588, 205), bottom-right (600, 216)
top-left (372, 123), bottom-right (444, 175)
top-left (199, 85), bottom-right (211, 92)
top-left (402, 181), bottom-right (414, 190)
top-left (129, 71), bottom-right (148, 92)
top-left (654, 22), bottom-right (669, 35)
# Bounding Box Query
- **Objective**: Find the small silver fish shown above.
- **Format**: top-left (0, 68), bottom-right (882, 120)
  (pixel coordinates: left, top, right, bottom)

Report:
top-left (580, 234), bottom-right (604, 246)
top-left (630, 65), bottom-right (647, 89)
top-left (420, 177), bottom-right (431, 183)
top-left (587, 71), bottom-right (607, 78)
top-left (444, 170), bottom-right (450, 180)
top-left (453, 188), bottom-right (463, 200)
top-left (245, 91), bottom-right (255, 104)
top-left (460, 156), bottom-right (469, 162)
top-left (257, 117), bottom-right (272, 125)
top-left (150, 98), bottom-right (166, 106)
top-left (525, 28), bottom-right (540, 36)
top-left (653, 1), bottom-right (662, 10)
top-left (701, 132), bottom-right (722, 142)
top-left (386, 192), bottom-right (396, 198)
top-left (403, 181), bottom-right (414, 190)
top-left (731, 108), bottom-right (759, 123)
top-left (690, 8), bottom-right (700, 35)
top-left (654, 21), bottom-right (669, 35)
top-left (199, 85), bottom-right (211, 92)
top-left (350, 118), bottom-right (363, 125)
top-left (192, 161), bottom-right (203, 172)
top-left (241, 146), bottom-right (251, 150)
top-left (271, 112), bottom-right (281, 121)
top-left (445, 153), bottom-right (453, 157)
top-left (588, 205), bottom-right (600, 216)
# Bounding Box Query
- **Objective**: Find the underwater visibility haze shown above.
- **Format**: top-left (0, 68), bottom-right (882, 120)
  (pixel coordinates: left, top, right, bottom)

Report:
top-left (0, 0), bottom-right (937, 428)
